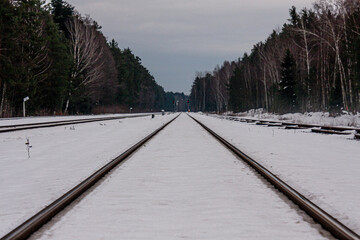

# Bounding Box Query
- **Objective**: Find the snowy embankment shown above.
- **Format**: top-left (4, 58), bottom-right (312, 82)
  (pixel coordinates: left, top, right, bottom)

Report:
top-left (0, 114), bottom-right (173, 237)
top-left (193, 113), bottom-right (360, 235)
top-left (0, 113), bottom-right (154, 127)
top-left (30, 114), bottom-right (329, 240)
top-left (227, 109), bottom-right (360, 128)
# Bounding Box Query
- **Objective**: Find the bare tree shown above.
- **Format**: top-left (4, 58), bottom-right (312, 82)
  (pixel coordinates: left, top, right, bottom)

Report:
top-left (64, 14), bottom-right (105, 112)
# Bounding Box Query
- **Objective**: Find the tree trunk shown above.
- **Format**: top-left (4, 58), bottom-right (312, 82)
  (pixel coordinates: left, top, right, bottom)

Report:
top-left (0, 82), bottom-right (6, 117)
top-left (336, 49), bottom-right (349, 111)
top-left (202, 80), bottom-right (206, 112)
top-left (300, 19), bottom-right (311, 111)
top-left (263, 68), bottom-right (269, 110)
top-left (64, 91), bottom-right (71, 114)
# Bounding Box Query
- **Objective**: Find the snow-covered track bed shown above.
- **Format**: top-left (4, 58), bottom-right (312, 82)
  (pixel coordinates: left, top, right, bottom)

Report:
top-left (0, 115), bottom-right (179, 240)
top-left (2, 114), bottom-right (357, 239)
top-left (0, 114), bottom-right (176, 238)
top-left (189, 114), bottom-right (359, 240)
top-left (193, 113), bottom-right (360, 237)
top-left (16, 114), bottom-right (333, 239)
top-left (0, 114), bottom-right (155, 133)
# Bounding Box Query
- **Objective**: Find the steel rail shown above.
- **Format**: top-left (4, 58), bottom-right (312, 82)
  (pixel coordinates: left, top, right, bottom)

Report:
top-left (188, 114), bottom-right (360, 240)
top-left (0, 114), bottom-right (156, 133)
top-left (1, 114), bottom-right (180, 240)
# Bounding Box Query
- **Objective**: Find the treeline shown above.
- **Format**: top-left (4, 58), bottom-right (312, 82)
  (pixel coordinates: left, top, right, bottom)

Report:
top-left (0, 0), bottom-right (170, 117)
top-left (164, 92), bottom-right (190, 112)
top-left (190, 0), bottom-right (360, 114)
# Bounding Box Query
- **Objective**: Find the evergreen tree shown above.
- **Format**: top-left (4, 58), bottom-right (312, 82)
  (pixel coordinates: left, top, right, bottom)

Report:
top-left (5, 0), bottom-right (54, 115)
top-left (346, 6), bottom-right (360, 111)
top-left (0, 0), bottom-right (17, 116)
top-left (109, 40), bottom-right (165, 111)
top-left (37, 13), bottom-right (72, 113)
top-left (329, 78), bottom-right (343, 115)
top-left (50, 0), bottom-right (74, 34)
top-left (228, 65), bottom-right (250, 112)
top-left (279, 49), bottom-right (298, 113)
top-left (228, 66), bottom-right (242, 112)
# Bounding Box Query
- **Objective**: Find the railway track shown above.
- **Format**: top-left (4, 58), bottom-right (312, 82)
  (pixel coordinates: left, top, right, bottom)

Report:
top-left (0, 114), bottom-right (179, 240)
top-left (1, 113), bottom-right (359, 239)
top-left (0, 114), bottom-right (156, 133)
top-left (188, 114), bottom-right (360, 240)
top-left (218, 115), bottom-right (360, 139)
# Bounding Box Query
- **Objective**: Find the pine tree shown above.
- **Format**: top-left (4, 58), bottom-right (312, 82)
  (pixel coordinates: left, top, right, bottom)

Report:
top-left (37, 13), bottom-right (72, 113)
top-left (0, 0), bottom-right (17, 116)
top-left (51, 0), bottom-right (74, 34)
top-left (279, 49), bottom-right (298, 113)
top-left (109, 40), bottom-right (165, 111)
top-left (4, 0), bottom-right (53, 115)
top-left (329, 78), bottom-right (343, 115)
top-left (228, 66), bottom-right (243, 112)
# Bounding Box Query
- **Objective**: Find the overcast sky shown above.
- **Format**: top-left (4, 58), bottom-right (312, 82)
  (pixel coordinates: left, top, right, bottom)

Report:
top-left (68, 0), bottom-right (315, 94)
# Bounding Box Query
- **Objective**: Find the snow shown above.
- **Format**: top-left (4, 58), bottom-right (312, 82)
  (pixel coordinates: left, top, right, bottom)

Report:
top-left (30, 114), bottom-right (330, 239)
top-left (228, 109), bottom-right (360, 128)
top-left (0, 114), bottom-right (174, 237)
top-left (192, 113), bottom-right (360, 235)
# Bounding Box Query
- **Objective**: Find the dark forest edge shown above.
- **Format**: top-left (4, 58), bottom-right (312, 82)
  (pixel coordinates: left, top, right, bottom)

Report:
top-left (0, 0), bottom-right (186, 117)
top-left (190, 0), bottom-right (360, 115)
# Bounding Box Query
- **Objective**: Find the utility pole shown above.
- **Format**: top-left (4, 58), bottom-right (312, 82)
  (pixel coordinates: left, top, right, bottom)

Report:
top-left (23, 96), bottom-right (29, 117)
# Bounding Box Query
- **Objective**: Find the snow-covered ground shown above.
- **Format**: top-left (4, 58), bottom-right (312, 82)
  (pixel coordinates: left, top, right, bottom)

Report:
top-left (0, 114), bottom-right (174, 237)
top-left (193, 113), bottom-right (360, 235)
top-left (0, 113), bottom-right (155, 127)
top-left (227, 109), bottom-right (360, 128)
top-left (30, 114), bottom-right (330, 240)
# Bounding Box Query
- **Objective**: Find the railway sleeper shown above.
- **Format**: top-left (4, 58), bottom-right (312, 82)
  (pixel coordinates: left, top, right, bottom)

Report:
top-left (311, 128), bottom-right (352, 135)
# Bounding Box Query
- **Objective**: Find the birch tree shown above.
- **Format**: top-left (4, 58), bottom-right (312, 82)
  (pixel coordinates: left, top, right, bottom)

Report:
top-left (64, 15), bottom-right (105, 112)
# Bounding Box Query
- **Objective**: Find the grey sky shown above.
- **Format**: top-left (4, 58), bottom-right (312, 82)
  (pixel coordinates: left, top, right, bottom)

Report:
top-left (68, 0), bottom-right (314, 94)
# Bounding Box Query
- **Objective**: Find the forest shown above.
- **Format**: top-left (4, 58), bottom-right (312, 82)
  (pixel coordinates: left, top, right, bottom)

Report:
top-left (190, 0), bottom-right (360, 115)
top-left (0, 0), bottom-right (181, 117)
